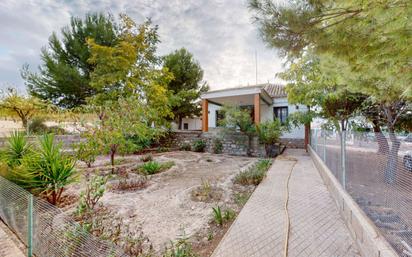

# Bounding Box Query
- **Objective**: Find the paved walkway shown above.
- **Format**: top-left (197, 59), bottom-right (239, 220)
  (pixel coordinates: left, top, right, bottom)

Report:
top-left (0, 221), bottom-right (25, 257)
top-left (212, 149), bottom-right (361, 257)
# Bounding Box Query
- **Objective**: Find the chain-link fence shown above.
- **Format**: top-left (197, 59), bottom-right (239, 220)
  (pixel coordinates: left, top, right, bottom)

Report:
top-left (311, 129), bottom-right (412, 256)
top-left (0, 176), bottom-right (127, 257)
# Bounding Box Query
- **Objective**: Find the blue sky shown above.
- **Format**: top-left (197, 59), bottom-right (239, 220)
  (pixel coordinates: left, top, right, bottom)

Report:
top-left (0, 0), bottom-right (283, 93)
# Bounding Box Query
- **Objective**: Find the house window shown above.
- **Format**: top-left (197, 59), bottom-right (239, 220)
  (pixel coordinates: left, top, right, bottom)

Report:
top-left (216, 110), bottom-right (225, 127)
top-left (274, 106), bottom-right (288, 124)
top-left (183, 123), bottom-right (189, 130)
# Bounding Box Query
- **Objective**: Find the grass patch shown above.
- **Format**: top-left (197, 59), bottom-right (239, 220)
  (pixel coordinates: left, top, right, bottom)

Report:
top-left (137, 160), bottom-right (175, 175)
top-left (191, 180), bottom-right (222, 202)
top-left (234, 159), bottom-right (272, 186)
top-left (212, 206), bottom-right (236, 226)
top-left (234, 191), bottom-right (252, 206)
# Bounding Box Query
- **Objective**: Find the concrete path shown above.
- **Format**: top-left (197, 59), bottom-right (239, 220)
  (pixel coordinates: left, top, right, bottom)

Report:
top-left (212, 149), bottom-right (361, 257)
top-left (0, 221), bottom-right (25, 257)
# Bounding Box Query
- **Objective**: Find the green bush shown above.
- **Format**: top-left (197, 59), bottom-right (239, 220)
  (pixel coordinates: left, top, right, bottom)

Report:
top-left (1, 131), bottom-right (33, 167)
top-left (180, 143), bottom-right (191, 151)
top-left (28, 117), bottom-right (66, 135)
top-left (192, 139), bottom-right (206, 152)
top-left (75, 140), bottom-right (99, 168)
top-left (212, 138), bottom-right (223, 154)
top-left (163, 234), bottom-right (197, 257)
top-left (7, 134), bottom-right (77, 205)
top-left (28, 117), bottom-right (48, 134)
top-left (138, 161), bottom-right (174, 175)
top-left (234, 159), bottom-right (272, 186)
top-left (256, 120), bottom-right (283, 157)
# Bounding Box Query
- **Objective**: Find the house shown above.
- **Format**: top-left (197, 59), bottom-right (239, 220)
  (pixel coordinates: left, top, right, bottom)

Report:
top-left (200, 83), bottom-right (308, 148)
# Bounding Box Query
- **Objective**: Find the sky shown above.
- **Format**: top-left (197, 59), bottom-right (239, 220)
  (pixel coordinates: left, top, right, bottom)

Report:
top-left (0, 0), bottom-right (284, 93)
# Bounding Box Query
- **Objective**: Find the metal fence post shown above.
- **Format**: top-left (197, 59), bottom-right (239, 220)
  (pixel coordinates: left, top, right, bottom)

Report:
top-left (28, 194), bottom-right (33, 257)
top-left (341, 130), bottom-right (346, 190)
top-left (314, 129), bottom-right (318, 153)
top-left (323, 131), bottom-right (326, 161)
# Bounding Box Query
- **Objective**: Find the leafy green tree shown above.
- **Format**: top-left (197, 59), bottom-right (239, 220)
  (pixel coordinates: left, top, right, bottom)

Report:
top-left (163, 48), bottom-right (209, 129)
top-left (0, 88), bottom-right (50, 133)
top-left (251, 0), bottom-right (411, 183)
top-left (219, 105), bottom-right (256, 156)
top-left (87, 14), bottom-right (173, 121)
top-left (22, 13), bottom-right (118, 108)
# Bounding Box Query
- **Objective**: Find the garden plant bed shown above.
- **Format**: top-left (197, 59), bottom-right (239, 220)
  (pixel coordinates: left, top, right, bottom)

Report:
top-left (64, 151), bottom-right (259, 255)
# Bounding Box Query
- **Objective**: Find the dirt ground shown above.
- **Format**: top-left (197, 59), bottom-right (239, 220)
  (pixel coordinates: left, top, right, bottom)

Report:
top-left (65, 151), bottom-right (256, 253)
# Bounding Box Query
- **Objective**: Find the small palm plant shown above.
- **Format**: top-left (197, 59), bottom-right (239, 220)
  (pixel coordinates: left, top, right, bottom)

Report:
top-left (2, 131), bottom-right (32, 167)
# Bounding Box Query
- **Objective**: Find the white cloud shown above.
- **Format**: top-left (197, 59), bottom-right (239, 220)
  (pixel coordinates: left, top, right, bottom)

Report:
top-left (0, 0), bottom-right (283, 92)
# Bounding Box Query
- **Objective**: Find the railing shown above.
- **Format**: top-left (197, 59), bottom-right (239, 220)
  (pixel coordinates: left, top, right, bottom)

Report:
top-left (311, 129), bottom-right (412, 256)
top-left (0, 176), bottom-right (126, 257)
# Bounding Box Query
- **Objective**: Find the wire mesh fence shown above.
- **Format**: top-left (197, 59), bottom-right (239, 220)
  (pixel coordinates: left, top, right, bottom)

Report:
top-left (0, 176), bottom-right (127, 257)
top-left (311, 129), bottom-right (412, 256)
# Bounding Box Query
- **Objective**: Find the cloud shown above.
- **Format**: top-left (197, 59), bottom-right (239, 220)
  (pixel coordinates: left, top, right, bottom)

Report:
top-left (0, 0), bottom-right (283, 92)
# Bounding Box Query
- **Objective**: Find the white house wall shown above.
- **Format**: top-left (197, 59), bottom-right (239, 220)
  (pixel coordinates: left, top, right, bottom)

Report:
top-left (273, 97), bottom-right (306, 139)
top-left (208, 103), bottom-right (222, 128)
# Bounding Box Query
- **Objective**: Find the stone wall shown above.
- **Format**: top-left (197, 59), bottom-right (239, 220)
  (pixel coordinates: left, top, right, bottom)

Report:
top-left (280, 138), bottom-right (305, 149)
top-left (0, 135), bottom-right (83, 150)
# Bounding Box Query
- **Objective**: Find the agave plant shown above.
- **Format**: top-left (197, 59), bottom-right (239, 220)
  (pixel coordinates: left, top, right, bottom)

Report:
top-left (2, 131), bottom-right (32, 168)
top-left (12, 134), bottom-right (77, 205)
top-left (33, 134), bottom-right (77, 204)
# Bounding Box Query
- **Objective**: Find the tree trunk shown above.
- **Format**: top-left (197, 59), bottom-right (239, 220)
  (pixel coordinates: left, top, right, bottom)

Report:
top-left (22, 117), bottom-right (29, 135)
top-left (247, 135), bottom-right (253, 157)
top-left (372, 120), bottom-right (389, 154)
top-left (384, 131), bottom-right (400, 184)
top-left (178, 116), bottom-right (183, 130)
top-left (304, 123), bottom-right (310, 152)
top-left (110, 150), bottom-right (115, 174)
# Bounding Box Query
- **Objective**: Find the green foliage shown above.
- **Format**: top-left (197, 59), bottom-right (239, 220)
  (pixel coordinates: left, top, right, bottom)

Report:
top-left (212, 206), bottom-right (223, 226)
top-left (256, 119), bottom-right (283, 145)
top-left (163, 233), bottom-right (197, 257)
top-left (163, 48), bottom-right (209, 128)
top-left (28, 117), bottom-right (48, 134)
top-left (234, 192), bottom-right (252, 207)
top-left (179, 143), bottom-right (191, 151)
top-left (1, 132), bottom-right (32, 168)
top-left (139, 161), bottom-right (175, 175)
top-left (234, 159), bottom-right (272, 186)
top-left (75, 138), bottom-right (100, 168)
top-left (212, 206), bottom-right (236, 226)
top-left (22, 13), bottom-right (118, 108)
top-left (76, 175), bottom-right (107, 218)
top-left (219, 105), bottom-right (256, 156)
top-left (192, 139), bottom-right (206, 152)
top-left (6, 134), bottom-right (77, 205)
top-left (212, 138), bottom-right (223, 154)
top-left (140, 161), bottom-right (161, 175)
top-left (0, 88), bottom-right (51, 132)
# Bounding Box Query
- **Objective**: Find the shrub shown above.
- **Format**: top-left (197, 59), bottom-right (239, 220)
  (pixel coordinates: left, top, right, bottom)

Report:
top-left (138, 161), bottom-right (175, 175)
top-left (212, 138), bottom-right (223, 154)
top-left (180, 143), bottom-right (191, 151)
top-left (28, 117), bottom-right (48, 134)
top-left (157, 146), bottom-right (170, 153)
top-left (140, 154), bottom-right (153, 162)
top-left (2, 131), bottom-right (32, 167)
top-left (12, 134), bottom-right (77, 204)
top-left (256, 120), bottom-right (283, 157)
top-left (140, 161), bottom-right (161, 175)
top-left (192, 139), bottom-right (206, 152)
top-left (76, 175), bottom-right (107, 218)
top-left (75, 140), bottom-right (99, 168)
top-left (234, 159), bottom-right (272, 186)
